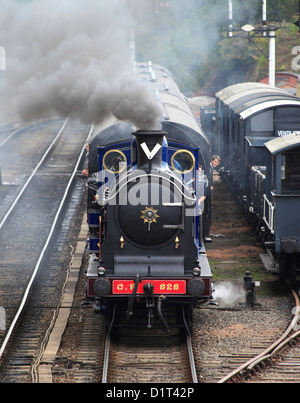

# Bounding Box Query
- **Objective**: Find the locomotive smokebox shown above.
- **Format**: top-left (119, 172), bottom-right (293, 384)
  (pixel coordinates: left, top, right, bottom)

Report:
top-left (133, 130), bottom-right (168, 171)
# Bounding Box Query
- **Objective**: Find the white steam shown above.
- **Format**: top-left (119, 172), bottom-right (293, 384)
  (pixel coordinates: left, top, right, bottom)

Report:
top-left (0, 0), bottom-right (163, 129)
top-left (213, 282), bottom-right (246, 306)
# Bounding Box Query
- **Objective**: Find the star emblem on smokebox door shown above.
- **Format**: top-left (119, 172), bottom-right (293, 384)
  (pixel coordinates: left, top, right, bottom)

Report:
top-left (140, 206), bottom-right (159, 232)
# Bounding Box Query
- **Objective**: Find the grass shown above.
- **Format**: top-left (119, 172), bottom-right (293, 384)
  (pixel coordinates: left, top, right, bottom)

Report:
top-left (208, 257), bottom-right (288, 297)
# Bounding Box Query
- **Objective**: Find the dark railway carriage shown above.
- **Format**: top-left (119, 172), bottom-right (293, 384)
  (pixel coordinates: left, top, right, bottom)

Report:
top-left (215, 83), bottom-right (300, 201)
top-left (260, 134), bottom-right (300, 284)
top-left (85, 63), bottom-right (212, 331)
top-left (214, 82), bottom-right (300, 286)
top-left (200, 106), bottom-right (216, 148)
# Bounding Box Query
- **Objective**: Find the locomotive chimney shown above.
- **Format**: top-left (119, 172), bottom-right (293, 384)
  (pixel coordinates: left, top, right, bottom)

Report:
top-left (133, 130), bottom-right (167, 171)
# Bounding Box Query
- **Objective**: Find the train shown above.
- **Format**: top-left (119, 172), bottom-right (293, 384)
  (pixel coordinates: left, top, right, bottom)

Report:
top-left (85, 62), bottom-right (213, 332)
top-left (202, 82), bottom-right (300, 287)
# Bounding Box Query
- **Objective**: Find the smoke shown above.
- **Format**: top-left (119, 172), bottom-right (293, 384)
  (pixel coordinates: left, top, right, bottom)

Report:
top-left (0, 0), bottom-right (163, 129)
top-left (213, 282), bottom-right (246, 307)
top-left (134, 0), bottom-right (229, 91)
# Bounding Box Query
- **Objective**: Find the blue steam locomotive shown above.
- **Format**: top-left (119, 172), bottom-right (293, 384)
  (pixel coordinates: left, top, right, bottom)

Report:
top-left (85, 63), bottom-right (213, 331)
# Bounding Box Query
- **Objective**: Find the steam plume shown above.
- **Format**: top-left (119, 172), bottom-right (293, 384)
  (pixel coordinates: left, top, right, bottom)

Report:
top-left (213, 282), bottom-right (246, 306)
top-left (0, 0), bottom-right (163, 129)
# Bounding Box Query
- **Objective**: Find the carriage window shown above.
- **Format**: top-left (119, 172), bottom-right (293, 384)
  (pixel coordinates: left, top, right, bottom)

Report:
top-left (281, 147), bottom-right (300, 194)
top-left (251, 110), bottom-right (274, 133)
top-left (171, 150), bottom-right (195, 174)
top-left (103, 150), bottom-right (127, 174)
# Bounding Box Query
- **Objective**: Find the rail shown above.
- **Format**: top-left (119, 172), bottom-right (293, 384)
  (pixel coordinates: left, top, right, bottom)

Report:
top-left (0, 121), bottom-right (94, 362)
top-left (187, 334), bottom-right (198, 383)
top-left (218, 289), bottom-right (300, 383)
top-left (0, 125), bottom-right (23, 148)
top-left (0, 119), bottom-right (69, 231)
top-left (101, 324), bottom-right (198, 383)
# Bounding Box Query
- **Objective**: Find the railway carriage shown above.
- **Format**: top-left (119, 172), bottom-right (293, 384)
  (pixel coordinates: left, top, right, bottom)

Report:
top-left (85, 63), bottom-right (213, 331)
top-left (254, 134), bottom-right (300, 285)
top-left (213, 82), bottom-right (300, 286)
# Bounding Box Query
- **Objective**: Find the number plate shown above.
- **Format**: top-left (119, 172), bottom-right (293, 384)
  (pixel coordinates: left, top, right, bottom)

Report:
top-left (112, 280), bottom-right (186, 295)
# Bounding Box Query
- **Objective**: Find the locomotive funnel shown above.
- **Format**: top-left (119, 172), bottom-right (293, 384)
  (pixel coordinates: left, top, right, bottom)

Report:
top-left (133, 130), bottom-right (167, 170)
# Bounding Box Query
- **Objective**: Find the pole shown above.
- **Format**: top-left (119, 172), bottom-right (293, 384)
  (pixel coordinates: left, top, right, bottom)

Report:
top-left (127, 0), bottom-right (136, 68)
top-left (269, 26), bottom-right (276, 87)
top-left (228, 0), bottom-right (233, 38)
top-left (262, 0), bottom-right (275, 87)
top-left (299, 0), bottom-right (300, 33)
top-left (262, 0), bottom-right (267, 37)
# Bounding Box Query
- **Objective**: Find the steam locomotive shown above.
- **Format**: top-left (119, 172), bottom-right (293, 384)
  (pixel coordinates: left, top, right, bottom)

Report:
top-left (85, 63), bottom-right (212, 332)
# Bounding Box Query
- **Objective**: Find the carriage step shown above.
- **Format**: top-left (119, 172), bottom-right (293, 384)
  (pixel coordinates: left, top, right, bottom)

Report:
top-left (260, 251), bottom-right (279, 274)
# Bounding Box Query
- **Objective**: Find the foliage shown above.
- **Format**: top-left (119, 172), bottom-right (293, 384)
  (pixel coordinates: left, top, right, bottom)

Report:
top-left (135, 0), bottom-right (300, 92)
top-left (13, 0), bottom-right (300, 92)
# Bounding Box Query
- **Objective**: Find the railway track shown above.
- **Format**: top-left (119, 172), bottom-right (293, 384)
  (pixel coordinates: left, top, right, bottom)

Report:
top-left (218, 290), bottom-right (300, 383)
top-left (0, 118), bottom-right (94, 381)
top-left (6, 106), bottom-right (295, 384)
top-left (102, 325), bottom-right (197, 383)
top-left (50, 284), bottom-right (198, 384)
top-left (192, 171), bottom-right (300, 383)
top-left (49, 142), bottom-right (297, 384)
top-left (47, 151), bottom-right (300, 385)
top-left (246, 339), bottom-right (300, 382)
top-left (189, 170), bottom-right (298, 383)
